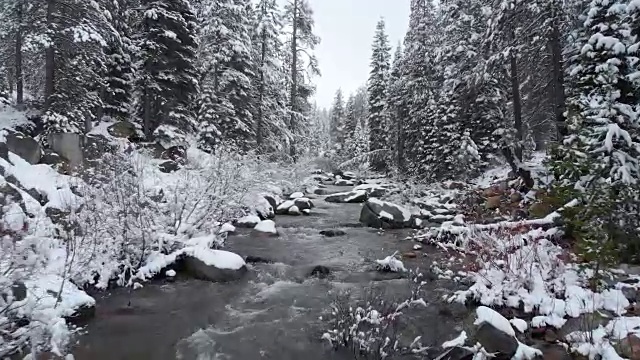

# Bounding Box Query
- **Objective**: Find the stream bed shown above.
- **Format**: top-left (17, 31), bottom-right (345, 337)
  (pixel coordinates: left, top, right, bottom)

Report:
top-left (72, 186), bottom-right (468, 360)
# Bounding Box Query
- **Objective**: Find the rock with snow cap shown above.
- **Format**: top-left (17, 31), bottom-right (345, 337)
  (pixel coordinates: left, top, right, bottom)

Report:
top-left (360, 198), bottom-right (413, 229)
top-left (182, 248), bottom-right (247, 282)
top-left (325, 190), bottom-right (368, 203)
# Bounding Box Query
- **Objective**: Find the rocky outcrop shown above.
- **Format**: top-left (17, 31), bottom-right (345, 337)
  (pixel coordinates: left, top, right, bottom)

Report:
top-left (108, 121), bottom-right (138, 139)
top-left (5, 132), bottom-right (41, 164)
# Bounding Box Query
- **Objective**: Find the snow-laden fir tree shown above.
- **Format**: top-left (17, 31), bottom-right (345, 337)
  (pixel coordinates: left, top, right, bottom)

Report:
top-left (252, 0), bottom-right (289, 153)
top-left (195, 0), bottom-right (256, 152)
top-left (284, 0), bottom-right (320, 160)
top-left (385, 43), bottom-right (407, 172)
top-left (103, 0), bottom-right (135, 122)
top-left (553, 0), bottom-right (640, 263)
top-left (41, 0), bottom-right (114, 135)
top-left (137, 0), bottom-right (199, 146)
top-left (343, 94), bottom-right (358, 149)
top-left (329, 88), bottom-right (346, 154)
top-left (401, 0), bottom-right (438, 176)
top-left (367, 18), bottom-right (391, 172)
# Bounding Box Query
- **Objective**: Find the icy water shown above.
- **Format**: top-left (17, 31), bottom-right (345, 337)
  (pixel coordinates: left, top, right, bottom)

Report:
top-left (72, 186), bottom-right (467, 360)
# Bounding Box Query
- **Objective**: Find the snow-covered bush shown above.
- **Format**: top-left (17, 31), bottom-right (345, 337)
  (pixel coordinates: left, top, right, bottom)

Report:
top-left (322, 270), bottom-right (428, 359)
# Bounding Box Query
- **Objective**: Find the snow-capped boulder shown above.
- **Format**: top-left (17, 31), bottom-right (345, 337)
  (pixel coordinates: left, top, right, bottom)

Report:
top-left (473, 307), bottom-right (518, 359)
top-left (288, 205), bottom-right (301, 216)
top-left (353, 183), bottom-right (388, 198)
top-left (360, 198), bottom-right (413, 229)
top-left (289, 192), bottom-right (304, 199)
top-left (235, 214), bottom-right (261, 228)
top-left (334, 179), bottom-right (355, 186)
top-left (182, 248), bottom-right (247, 282)
top-left (218, 223), bottom-right (236, 234)
top-left (375, 252), bottom-right (406, 272)
top-left (325, 190), bottom-right (368, 203)
top-left (254, 220), bottom-right (278, 235)
top-left (276, 200), bottom-right (295, 215)
top-left (39, 149), bottom-right (70, 174)
top-left (5, 132), bottom-right (41, 165)
top-left (293, 197), bottom-right (314, 211)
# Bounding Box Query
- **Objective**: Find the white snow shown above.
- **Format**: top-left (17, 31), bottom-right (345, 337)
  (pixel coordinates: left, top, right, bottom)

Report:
top-left (442, 331), bottom-right (467, 348)
top-left (375, 252), bottom-right (406, 272)
top-left (277, 200), bottom-right (295, 211)
top-left (379, 210), bottom-right (394, 220)
top-left (183, 247), bottom-right (245, 270)
top-left (237, 214), bottom-right (261, 226)
top-left (413, 244), bottom-right (422, 250)
top-left (368, 198), bottom-right (411, 221)
top-left (254, 220), bottom-right (277, 234)
top-left (290, 192), bottom-right (304, 199)
top-left (474, 306), bottom-right (515, 337)
top-left (510, 318), bottom-right (528, 333)
top-left (218, 223), bottom-right (236, 233)
top-left (165, 269), bottom-right (177, 277)
top-left (345, 190), bottom-right (367, 202)
top-left (513, 342), bottom-right (542, 360)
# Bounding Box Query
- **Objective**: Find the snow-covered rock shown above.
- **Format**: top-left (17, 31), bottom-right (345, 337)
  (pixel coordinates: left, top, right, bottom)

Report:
top-left (288, 205), bottom-right (301, 216)
top-left (289, 192), bottom-right (304, 199)
top-left (325, 190), bottom-right (368, 203)
top-left (335, 179), bottom-right (355, 186)
top-left (375, 252), bottom-right (406, 272)
top-left (293, 197), bottom-right (314, 210)
top-left (183, 248), bottom-right (247, 282)
top-left (276, 200), bottom-right (295, 215)
top-left (360, 198), bottom-right (413, 229)
top-left (5, 131), bottom-right (41, 165)
top-left (218, 223), bottom-right (236, 234)
top-left (235, 214), bottom-right (261, 228)
top-left (353, 183), bottom-right (389, 198)
top-left (254, 220), bottom-right (278, 235)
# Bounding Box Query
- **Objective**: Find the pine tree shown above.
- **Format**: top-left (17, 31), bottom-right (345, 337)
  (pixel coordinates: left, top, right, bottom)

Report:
top-left (40, 0), bottom-right (113, 135)
top-left (195, 0), bottom-right (256, 152)
top-left (329, 89), bottom-right (345, 154)
top-left (137, 0), bottom-right (199, 146)
top-left (385, 42), bottom-right (407, 172)
top-left (557, 0), bottom-right (639, 186)
top-left (252, 0), bottom-right (288, 153)
top-left (103, 0), bottom-right (135, 122)
top-left (344, 95), bottom-right (357, 147)
top-left (367, 18), bottom-right (391, 172)
top-left (284, 0), bottom-right (320, 160)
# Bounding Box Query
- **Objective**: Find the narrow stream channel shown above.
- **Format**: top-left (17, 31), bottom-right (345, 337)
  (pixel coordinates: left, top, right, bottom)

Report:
top-left (72, 186), bottom-right (467, 360)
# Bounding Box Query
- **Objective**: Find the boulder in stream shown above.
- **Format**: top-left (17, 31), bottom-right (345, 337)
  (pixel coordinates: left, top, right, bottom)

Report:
top-left (183, 248), bottom-right (247, 282)
top-left (254, 220), bottom-right (278, 236)
top-left (360, 198), bottom-right (413, 229)
top-left (319, 229), bottom-right (346, 237)
top-left (325, 190), bottom-right (368, 203)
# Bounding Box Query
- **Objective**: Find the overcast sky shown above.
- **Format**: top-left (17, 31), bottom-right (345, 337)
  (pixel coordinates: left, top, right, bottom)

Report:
top-left (309, 0), bottom-right (410, 109)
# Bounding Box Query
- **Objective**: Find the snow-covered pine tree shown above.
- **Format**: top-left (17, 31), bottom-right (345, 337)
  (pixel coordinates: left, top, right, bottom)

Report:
top-left (137, 0), bottom-right (199, 146)
top-left (252, 0), bottom-right (288, 154)
top-left (329, 88), bottom-right (345, 154)
top-left (401, 0), bottom-right (438, 176)
top-left (41, 0), bottom-right (113, 135)
top-left (385, 42), bottom-right (407, 172)
top-left (103, 0), bottom-right (135, 122)
top-left (367, 18), bottom-right (391, 172)
top-left (557, 0), bottom-right (639, 186)
top-left (195, 0), bottom-right (256, 152)
top-left (283, 0), bottom-right (320, 160)
top-left (343, 94), bottom-right (358, 150)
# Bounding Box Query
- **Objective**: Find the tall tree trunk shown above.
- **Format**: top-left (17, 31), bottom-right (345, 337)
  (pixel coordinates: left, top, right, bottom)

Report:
top-left (288, 0), bottom-right (298, 161)
top-left (256, 29), bottom-right (267, 152)
top-left (396, 108), bottom-right (405, 173)
top-left (44, 0), bottom-right (56, 111)
top-left (549, 6), bottom-right (566, 140)
top-left (15, 0), bottom-right (24, 106)
top-left (510, 51), bottom-right (523, 162)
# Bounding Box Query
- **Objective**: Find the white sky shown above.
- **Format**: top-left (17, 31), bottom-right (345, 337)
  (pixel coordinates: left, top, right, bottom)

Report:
top-left (309, 0), bottom-right (410, 109)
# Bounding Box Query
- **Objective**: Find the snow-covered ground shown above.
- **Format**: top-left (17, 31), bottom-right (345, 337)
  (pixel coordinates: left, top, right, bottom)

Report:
top-left (0, 120), bottom-right (317, 357)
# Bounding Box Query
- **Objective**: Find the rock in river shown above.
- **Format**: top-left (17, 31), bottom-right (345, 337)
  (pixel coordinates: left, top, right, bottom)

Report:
top-left (360, 198), bottom-right (413, 229)
top-left (325, 190), bottom-right (368, 203)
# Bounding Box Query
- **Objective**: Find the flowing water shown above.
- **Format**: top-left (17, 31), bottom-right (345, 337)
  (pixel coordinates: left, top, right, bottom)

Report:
top-left (72, 186), bottom-right (468, 360)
